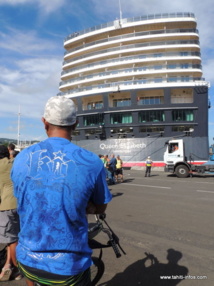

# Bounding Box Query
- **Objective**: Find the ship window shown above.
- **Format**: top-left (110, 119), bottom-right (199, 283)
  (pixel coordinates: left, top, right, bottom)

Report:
top-left (181, 76), bottom-right (190, 82)
top-left (171, 89), bottom-right (193, 103)
top-left (168, 64), bottom-right (176, 69)
top-left (113, 98), bottom-right (131, 107)
top-left (154, 53), bottom-right (162, 57)
top-left (87, 101), bottom-right (103, 110)
top-left (172, 110), bottom-right (194, 121)
top-left (138, 96), bottom-right (164, 105)
top-left (168, 77), bottom-right (177, 82)
top-left (154, 65), bottom-right (162, 70)
top-left (110, 127), bottom-right (133, 134)
top-left (172, 126), bottom-right (193, 132)
top-left (71, 130), bottom-right (80, 136)
top-left (181, 64), bottom-right (189, 69)
top-left (83, 129), bottom-right (103, 135)
top-left (139, 110), bottom-right (165, 122)
top-left (83, 114), bottom-right (104, 126)
top-left (139, 126), bottom-right (164, 133)
top-left (154, 78), bottom-right (162, 83)
top-left (110, 113), bottom-right (132, 124)
top-left (180, 52), bottom-right (188, 56)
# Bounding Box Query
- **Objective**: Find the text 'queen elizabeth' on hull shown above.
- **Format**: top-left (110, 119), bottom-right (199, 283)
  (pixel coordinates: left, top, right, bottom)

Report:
top-left (58, 13), bottom-right (210, 167)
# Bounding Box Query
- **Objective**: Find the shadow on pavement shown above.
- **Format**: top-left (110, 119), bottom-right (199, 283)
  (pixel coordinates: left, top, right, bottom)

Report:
top-left (99, 249), bottom-right (188, 286)
top-left (112, 192), bottom-right (123, 198)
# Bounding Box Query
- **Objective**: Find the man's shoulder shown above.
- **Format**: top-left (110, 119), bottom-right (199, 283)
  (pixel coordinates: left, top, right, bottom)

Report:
top-left (74, 145), bottom-right (101, 162)
top-left (0, 157), bottom-right (11, 170)
top-left (15, 139), bottom-right (101, 167)
top-left (17, 142), bottom-right (41, 154)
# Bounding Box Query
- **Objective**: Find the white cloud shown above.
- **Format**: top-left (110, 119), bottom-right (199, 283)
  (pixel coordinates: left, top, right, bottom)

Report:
top-left (0, 0), bottom-right (67, 15)
top-left (0, 57), bottom-right (62, 119)
top-left (0, 28), bottom-right (56, 55)
top-left (38, 0), bottom-right (67, 15)
top-left (0, 24), bottom-right (62, 126)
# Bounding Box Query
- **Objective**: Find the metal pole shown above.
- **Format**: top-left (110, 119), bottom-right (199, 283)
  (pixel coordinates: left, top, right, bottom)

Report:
top-left (119, 0), bottom-right (123, 21)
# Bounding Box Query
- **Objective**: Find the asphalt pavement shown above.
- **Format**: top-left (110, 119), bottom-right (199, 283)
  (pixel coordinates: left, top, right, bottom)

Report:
top-left (1, 170), bottom-right (214, 285)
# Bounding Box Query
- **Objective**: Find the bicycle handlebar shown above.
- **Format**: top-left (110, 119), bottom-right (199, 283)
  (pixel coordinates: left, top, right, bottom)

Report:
top-left (88, 214), bottom-right (126, 258)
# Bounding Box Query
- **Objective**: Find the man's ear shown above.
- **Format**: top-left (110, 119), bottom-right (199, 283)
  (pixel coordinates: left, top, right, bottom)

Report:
top-left (72, 120), bottom-right (79, 131)
top-left (42, 117), bottom-right (49, 132)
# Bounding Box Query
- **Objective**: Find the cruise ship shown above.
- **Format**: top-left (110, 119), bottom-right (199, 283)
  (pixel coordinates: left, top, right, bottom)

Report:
top-left (58, 12), bottom-right (210, 167)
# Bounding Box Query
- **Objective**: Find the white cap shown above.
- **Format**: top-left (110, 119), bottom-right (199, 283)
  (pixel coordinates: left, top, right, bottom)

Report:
top-left (43, 96), bottom-right (77, 126)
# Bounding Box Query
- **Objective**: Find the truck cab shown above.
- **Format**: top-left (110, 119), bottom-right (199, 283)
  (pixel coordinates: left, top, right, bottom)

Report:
top-left (164, 139), bottom-right (190, 178)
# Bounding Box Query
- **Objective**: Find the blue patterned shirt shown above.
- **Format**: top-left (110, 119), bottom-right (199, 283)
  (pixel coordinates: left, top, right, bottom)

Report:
top-left (11, 137), bottom-right (112, 275)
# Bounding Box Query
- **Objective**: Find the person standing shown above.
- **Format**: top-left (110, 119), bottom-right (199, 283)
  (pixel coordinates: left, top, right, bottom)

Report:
top-left (8, 143), bottom-right (16, 159)
top-left (11, 96), bottom-right (112, 286)
top-left (115, 155), bottom-right (123, 183)
top-left (0, 145), bottom-right (20, 281)
top-left (104, 155), bottom-right (110, 179)
top-left (145, 156), bottom-right (153, 177)
top-left (108, 154), bottom-right (117, 184)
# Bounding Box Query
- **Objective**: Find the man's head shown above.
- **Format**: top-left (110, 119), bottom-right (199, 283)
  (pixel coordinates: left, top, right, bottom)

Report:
top-left (0, 145), bottom-right (10, 159)
top-left (42, 96), bottom-right (77, 139)
top-left (43, 96), bottom-right (76, 126)
top-left (8, 143), bottom-right (15, 151)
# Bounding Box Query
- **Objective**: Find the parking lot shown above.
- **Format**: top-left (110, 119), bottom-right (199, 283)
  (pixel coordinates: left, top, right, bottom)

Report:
top-left (1, 170), bottom-right (214, 285)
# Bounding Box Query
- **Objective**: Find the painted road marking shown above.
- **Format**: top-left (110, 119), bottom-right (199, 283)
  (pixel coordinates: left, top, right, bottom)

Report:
top-left (196, 190), bottom-right (214, 194)
top-left (122, 181), bottom-right (214, 193)
top-left (122, 183), bottom-right (171, 189)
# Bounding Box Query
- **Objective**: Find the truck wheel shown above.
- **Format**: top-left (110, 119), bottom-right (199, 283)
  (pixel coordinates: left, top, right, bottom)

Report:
top-left (175, 165), bottom-right (189, 178)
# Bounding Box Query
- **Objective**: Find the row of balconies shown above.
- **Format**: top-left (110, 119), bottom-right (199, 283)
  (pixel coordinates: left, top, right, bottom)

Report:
top-left (61, 51), bottom-right (201, 78)
top-left (64, 28), bottom-right (198, 56)
top-left (82, 96), bottom-right (195, 109)
top-left (64, 13), bottom-right (195, 44)
top-left (60, 64), bottom-right (202, 88)
top-left (75, 87), bottom-right (194, 111)
top-left (63, 39), bottom-right (200, 66)
top-left (59, 77), bottom-right (204, 97)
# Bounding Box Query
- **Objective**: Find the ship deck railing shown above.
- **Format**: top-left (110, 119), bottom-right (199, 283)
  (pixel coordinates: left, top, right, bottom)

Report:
top-left (58, 77), bottom-right (205, 96)
top-left (64, 12), bottom-right (195, 42)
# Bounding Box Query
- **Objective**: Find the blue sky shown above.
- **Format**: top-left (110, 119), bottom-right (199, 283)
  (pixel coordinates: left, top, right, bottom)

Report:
top-left (0, 0), bottom-right (214, 144)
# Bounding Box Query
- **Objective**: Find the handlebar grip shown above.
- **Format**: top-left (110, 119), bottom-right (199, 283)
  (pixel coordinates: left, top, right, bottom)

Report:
top-left (110, 239), bottom-right (121, 258)
top-left (99, 213), bottom-right (106, 220)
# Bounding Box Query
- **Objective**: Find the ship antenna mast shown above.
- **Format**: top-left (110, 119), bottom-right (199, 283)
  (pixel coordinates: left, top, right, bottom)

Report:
top-left (119, 0), bottom-right (123, 22)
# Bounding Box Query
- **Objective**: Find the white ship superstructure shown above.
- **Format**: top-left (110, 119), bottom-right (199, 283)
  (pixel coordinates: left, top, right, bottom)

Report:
top-left (58, 13), bottom-right (210, 166)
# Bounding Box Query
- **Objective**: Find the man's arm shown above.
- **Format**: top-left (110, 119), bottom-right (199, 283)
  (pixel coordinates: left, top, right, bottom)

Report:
top-left (88, 162), bottom-right (112, 214)
top-left (86, 201), bottom-right (107, 214)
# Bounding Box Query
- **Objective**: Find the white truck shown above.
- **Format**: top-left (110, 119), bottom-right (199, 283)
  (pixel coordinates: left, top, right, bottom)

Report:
top-left (164, 139), bottom-right (214, 178)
